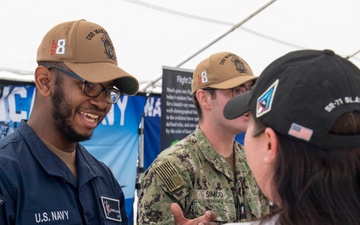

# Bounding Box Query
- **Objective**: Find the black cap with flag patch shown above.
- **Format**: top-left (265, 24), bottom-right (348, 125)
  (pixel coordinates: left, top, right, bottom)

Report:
top-left (224, 49), bottom-right (360, 150)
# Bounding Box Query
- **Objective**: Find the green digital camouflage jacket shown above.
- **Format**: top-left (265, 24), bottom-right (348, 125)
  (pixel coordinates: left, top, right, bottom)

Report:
top-left (138, 127), bottom-right (270, 225)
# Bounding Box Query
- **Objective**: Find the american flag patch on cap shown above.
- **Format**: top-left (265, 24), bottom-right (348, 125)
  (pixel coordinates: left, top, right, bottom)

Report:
top-left (288, 123), bottom-right (313, 141)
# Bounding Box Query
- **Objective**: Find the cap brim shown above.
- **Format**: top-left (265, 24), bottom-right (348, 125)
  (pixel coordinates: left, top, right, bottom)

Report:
top-left (209, 76), bottom-right (257, 89)
top-left (224, 91), bottom-right (251, 119)
top-left (64, 62), bottom-right (139, 96)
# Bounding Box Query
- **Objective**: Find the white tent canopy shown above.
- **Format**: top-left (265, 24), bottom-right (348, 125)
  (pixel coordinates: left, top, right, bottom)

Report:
top-left (1, 0), bottom-right (359, 93)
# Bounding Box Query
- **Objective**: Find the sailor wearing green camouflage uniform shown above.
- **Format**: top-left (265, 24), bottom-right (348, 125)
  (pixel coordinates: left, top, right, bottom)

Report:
top-left (138, 128), bottom-right (270, 224)
top-left (138, 52), bottom-right (270, 225)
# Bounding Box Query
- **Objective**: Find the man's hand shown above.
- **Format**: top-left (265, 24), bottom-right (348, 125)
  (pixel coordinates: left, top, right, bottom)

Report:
top-left (171, 203), bottom-right (217, 225)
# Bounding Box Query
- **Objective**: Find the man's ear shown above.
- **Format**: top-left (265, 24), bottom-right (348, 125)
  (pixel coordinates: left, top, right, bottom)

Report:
top-left (34, 66), bottom-right (52, 96)
top-left (263, 127), bottom-right (279, 164)
top-left (196, 89), bottom-right (211, 110)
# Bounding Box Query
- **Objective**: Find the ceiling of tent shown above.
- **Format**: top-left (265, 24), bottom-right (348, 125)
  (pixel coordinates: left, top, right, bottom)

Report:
top-left (1, 0), bottom-right (359, 93)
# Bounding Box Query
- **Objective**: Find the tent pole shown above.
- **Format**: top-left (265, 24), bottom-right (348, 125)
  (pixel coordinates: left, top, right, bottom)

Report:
top-left (135, 105), bottom-right (146, 224)
top-left (139, 0), bottom-right (277, 93)
top-left (176, 0), bottom-right (277, 67)
top-left (346, 49), bottom-right (360, 59)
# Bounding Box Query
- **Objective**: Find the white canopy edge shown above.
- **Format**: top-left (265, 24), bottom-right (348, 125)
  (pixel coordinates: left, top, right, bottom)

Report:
top-left (0, 68), bottom-right (33, 83)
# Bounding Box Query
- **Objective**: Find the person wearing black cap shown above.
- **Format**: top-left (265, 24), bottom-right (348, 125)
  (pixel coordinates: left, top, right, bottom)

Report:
top-left (0, 20), bottom-right (139, 224)
top-left (223, 49), bottom-right (360, 224)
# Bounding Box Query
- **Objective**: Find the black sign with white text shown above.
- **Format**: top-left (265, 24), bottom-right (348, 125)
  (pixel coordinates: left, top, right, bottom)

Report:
top-left (160, 66), bottom-right (198, 151)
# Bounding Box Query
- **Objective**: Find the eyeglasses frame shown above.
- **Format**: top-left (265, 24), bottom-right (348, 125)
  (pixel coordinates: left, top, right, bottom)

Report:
top-left (203, 84), bottom-right (251, 97)
top-left (47, 66), bottom-right (122, 104)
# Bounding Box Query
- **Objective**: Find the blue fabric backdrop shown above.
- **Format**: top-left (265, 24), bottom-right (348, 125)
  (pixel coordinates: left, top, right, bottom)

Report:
top-left (143, 94), bottom-right (161, 170)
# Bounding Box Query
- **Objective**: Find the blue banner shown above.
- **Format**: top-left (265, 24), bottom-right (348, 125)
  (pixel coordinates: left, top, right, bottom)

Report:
top-left (235, 132), bottom-right (245, 145)
top-left (143, 94), bottom-right (161, 170)
top-left (0, 84), bottom-right (35, 137)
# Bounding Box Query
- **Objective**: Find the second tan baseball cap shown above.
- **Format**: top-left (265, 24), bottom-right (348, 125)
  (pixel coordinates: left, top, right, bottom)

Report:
top-left (37, 19), bottom-right (139, 95)
top-left (191, 52), bottom-right (257, 93)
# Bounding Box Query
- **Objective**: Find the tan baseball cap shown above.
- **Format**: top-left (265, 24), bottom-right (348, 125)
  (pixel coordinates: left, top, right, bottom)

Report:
top-left (37, 19), bottom-right (139, 95)
top-left (191, 52), bottom-right (257, 93)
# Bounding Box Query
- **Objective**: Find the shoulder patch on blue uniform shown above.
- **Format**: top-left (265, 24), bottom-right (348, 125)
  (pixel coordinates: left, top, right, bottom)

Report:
top-left (155, 161), bottom-right (185, 192)
top-left (101, 196), bottom-right (122, 222)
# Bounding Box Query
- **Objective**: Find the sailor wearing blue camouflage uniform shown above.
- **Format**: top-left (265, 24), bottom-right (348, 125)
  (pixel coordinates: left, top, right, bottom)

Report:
top-left (138, 52), bottom-right (270, 224)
